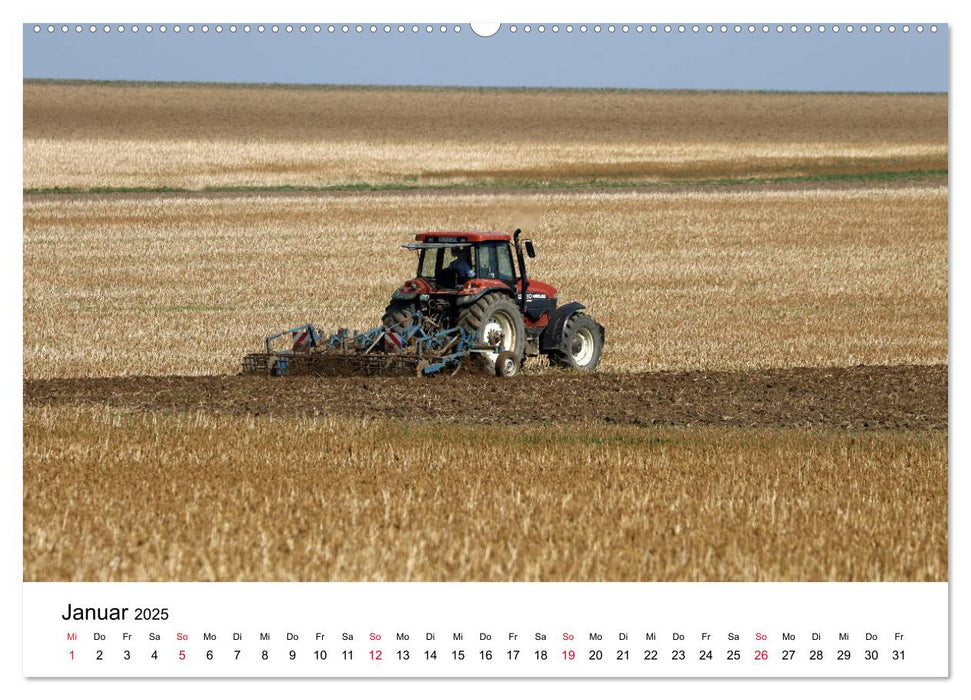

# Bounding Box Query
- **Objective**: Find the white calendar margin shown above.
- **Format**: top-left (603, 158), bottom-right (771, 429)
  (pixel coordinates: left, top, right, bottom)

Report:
top-left (7, 0), bottom-right (963, 696)
top-left (23, 582), bottom-right (948, 678)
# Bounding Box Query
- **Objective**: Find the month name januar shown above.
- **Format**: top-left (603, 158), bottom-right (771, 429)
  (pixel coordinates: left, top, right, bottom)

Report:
top-left (61, 603), bottom-right (129, 621)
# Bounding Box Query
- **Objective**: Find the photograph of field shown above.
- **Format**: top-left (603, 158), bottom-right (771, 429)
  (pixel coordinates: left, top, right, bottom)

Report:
top-left (23, 81), bottom-right (948, 582)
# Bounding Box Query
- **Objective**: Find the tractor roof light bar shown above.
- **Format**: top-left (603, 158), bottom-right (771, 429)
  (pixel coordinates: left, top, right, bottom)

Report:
top-left (401, 242), bottom-right (474, 251)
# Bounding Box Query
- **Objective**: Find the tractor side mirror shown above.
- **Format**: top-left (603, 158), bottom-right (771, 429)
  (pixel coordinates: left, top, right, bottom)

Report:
top-left (524, 240), bottom-right (536, 258)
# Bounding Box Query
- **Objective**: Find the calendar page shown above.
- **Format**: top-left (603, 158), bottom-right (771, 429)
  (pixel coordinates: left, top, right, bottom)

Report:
top-left (18, 1), bottom-right (952, 691)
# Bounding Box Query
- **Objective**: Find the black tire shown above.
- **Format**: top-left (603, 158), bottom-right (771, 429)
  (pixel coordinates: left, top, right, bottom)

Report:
top-left (549, 313), bottom-right (603, 371)
top-left (494, 351), bottom-right (519, 378)
top-left (457, 293), bottom-right (526, 374)
top-left (382, 300), bottom-right (417, 330)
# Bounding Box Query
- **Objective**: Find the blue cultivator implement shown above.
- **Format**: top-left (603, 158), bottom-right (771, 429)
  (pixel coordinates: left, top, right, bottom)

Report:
top-left (242, 312), bottom-right (501, 377)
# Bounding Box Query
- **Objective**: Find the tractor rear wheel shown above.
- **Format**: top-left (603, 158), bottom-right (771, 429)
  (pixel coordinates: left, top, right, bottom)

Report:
top-left (382, 300), bottom-right (417, 330)
top-left (550, 313), bottom-right (603, 371)
top-left (457, 293), bottom-right (526, 374)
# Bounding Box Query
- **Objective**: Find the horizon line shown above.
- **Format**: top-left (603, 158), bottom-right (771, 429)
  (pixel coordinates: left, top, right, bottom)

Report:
top-left (21, 78), bottom-right (949, 96)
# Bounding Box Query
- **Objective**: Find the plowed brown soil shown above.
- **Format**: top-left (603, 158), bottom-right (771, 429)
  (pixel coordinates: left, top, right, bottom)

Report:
top-left (25, 364), bottom-right (946, 431)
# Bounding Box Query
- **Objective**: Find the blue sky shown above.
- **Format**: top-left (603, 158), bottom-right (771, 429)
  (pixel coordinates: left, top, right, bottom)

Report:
top-left (23, 23), bottom-right (948, 92)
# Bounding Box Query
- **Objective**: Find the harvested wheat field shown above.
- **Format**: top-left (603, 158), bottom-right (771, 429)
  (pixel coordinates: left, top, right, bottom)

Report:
top-left (24, 405), bottom-right (946, 582)
top-left (23, 82), bottom-right (947, 190)
top-left (22, 83), bottom-right (948, 582)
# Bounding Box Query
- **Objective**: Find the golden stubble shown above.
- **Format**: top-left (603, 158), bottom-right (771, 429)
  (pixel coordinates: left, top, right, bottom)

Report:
top-left (23, 84), bottom-right (947, 189)
top-left (23, 405), bottom-right (948, 582)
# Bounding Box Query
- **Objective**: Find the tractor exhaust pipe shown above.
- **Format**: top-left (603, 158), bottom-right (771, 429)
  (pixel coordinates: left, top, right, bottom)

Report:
top-left (513, 228), bottom-right (528, 313)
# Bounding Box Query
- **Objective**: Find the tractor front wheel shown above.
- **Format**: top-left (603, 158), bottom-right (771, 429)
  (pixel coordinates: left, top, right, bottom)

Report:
top-left (457, 293), bottom-right (526, 375)
top-left (494, 351), bottom-right (520, 378)
top-left (550, 313), bottom-right (603, 371)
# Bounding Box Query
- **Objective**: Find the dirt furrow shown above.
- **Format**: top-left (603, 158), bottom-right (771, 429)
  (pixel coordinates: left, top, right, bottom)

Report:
top-left (25, 364), bottom-right (947, 431)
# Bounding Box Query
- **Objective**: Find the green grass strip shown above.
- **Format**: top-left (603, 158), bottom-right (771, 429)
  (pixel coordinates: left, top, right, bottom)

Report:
top-left (24, 169), bottom-right (947, 197)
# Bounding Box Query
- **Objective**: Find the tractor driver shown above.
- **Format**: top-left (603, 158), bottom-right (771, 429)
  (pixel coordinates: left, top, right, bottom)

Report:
top-left (447, 246), bottom-right (474, 284)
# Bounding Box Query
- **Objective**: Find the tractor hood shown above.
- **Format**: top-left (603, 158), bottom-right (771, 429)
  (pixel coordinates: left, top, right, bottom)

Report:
top-left (519, 278), bottom-right (557, 300)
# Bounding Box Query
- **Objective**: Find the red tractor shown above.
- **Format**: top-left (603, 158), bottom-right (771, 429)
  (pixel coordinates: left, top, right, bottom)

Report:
top-left (382, 229), bottom-right (605, 375)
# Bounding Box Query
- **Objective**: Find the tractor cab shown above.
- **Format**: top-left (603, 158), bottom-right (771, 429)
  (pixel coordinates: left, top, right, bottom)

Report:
top-left (398, 232), bottom-right (558, 323)
top-left (403, 233), bottom-right (518, 290)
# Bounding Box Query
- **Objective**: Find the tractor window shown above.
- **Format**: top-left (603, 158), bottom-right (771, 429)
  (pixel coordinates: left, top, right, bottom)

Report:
top-left (440, 246), bottom-right (468, 271)
top-left (418, 250), bottom-right (438, 279)
top-left (418, 245), bottom-right (476, 285)
top-left (476, 241), bottom-right (516, 285)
